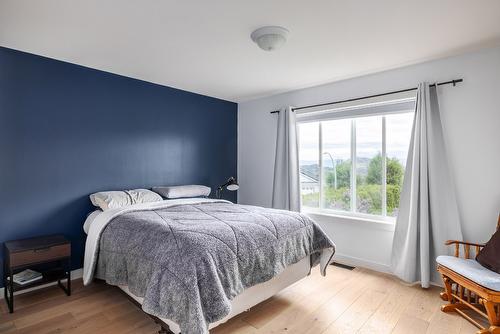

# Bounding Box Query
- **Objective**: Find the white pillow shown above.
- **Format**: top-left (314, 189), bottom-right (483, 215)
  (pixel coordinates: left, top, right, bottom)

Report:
top-left (89, 189), bottom-right (163, 211)
top-left (152, 185), bottom-right (211, 199)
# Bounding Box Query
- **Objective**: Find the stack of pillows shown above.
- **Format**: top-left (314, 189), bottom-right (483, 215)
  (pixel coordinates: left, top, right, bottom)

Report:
top-left (89, 185), bottom-right (212, 211)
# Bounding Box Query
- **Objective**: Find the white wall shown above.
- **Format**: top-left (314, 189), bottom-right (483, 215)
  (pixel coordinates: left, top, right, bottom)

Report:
top-left (238, 46), bottom-right (500, 273)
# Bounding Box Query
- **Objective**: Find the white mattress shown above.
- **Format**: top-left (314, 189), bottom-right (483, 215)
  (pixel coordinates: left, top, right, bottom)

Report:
top-left (118, 256), bottom-right (311, 333)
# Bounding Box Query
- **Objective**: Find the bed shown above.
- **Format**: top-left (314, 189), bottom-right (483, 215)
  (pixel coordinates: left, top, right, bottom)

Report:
top-left (83, 197), bottom-right (335, 334)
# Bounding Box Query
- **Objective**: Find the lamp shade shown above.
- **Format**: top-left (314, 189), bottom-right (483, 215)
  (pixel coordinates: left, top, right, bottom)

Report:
top-left (227, 182), bottom-right (239, 191)
top-left (225, 177), bottom-right (239, 191)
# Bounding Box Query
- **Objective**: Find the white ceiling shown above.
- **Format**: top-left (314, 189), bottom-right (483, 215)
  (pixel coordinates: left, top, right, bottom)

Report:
top-left (1, 1), bottom-right (500, 102)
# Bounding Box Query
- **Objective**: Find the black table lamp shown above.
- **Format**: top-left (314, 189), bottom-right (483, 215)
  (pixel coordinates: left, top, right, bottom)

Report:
top-left (216, 177), bottom-right (239, 199)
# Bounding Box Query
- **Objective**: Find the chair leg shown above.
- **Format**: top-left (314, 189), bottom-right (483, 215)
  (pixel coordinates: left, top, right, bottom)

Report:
top-left (484, 301), bottom-right (500, 327)
top-left (476, 329), bottom-right (490, 334)
top-left (440, 276), bottom-right (454, 305)
top-left (487, 326), bottom-right (500, 334)
top-left (481, 300), bottom-right (500, 333)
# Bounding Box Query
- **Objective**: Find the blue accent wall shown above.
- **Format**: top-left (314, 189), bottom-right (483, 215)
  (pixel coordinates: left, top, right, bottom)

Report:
top-left (0, 47), bottom-right (237, 285)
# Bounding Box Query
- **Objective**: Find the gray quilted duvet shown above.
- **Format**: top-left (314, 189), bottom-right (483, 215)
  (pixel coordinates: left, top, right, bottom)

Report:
top-left (95, 201), bottom-right (335, 333)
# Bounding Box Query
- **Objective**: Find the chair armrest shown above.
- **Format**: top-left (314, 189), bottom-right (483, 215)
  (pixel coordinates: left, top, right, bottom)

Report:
top-left (445, 240), bottom-right (486, 248)
top-left (445, 240), bottom-right (486, 259)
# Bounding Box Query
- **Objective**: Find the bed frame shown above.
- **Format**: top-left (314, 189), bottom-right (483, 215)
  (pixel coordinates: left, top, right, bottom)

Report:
top-left (113, 256), bottom-right (312, 334)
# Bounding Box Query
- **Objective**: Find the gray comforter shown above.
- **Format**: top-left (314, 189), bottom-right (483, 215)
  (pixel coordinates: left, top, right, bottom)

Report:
top-left (95, 201), bottom-right (335, 333)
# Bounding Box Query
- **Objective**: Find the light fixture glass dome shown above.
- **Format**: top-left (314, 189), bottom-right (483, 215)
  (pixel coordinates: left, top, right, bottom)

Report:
top-left (251, 26), bottom-right (289, 51)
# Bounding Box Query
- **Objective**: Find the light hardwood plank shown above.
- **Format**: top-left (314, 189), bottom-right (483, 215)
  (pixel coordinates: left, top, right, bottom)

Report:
top-left (358, 279), bottom-right (419, 334)
top-left (322, 273), bottom-right (394, 334)
top-left (212, 314), bottom-right (257, 334)
top-left (0, 320), bottom-right (16, 333)
top-left (402, 286), bottom-right (442, 323)
top-left (426, 302), bottom-right (464, 334)
top-left (64, 313), bottom-right (111, 334)
top-left (244, 266), bottom-right (357, 333)
top-left (392, 314), bottom-right (430, 334)
top-left (14, 313), bottom-right (77, 334)
top-left (296, 268), bottom-right (380, 334)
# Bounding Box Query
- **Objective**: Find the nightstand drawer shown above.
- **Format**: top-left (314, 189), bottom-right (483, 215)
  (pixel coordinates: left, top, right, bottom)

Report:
top-left (9, 244), bottom-right (70, 267)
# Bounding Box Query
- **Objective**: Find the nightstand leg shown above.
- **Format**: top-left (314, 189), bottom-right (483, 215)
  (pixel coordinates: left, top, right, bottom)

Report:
top-left (3, 275), bottom-right (9, 312)
top-left (2, 262), bottom-right (6, 302)
top-left (3, 284), bottom-right (11, 313)
top-left (8, 269), bottom-right (14, 313)
top-left (58, 258), bottom-right (71, 296)
top-left (67, 260), bottom-right (71, 296)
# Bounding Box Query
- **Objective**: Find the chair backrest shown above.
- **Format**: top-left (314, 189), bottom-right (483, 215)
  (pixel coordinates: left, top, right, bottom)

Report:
top-left (497, 213), bottom-right (500, 231)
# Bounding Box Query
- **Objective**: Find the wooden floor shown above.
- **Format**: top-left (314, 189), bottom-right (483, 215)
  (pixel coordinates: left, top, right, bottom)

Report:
top-left (0, 266), bottom-right (483, 334)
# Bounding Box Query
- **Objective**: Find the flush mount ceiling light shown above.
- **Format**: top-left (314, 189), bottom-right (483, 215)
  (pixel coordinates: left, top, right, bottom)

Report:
top-left (251, 26), bottom-right (289, 51)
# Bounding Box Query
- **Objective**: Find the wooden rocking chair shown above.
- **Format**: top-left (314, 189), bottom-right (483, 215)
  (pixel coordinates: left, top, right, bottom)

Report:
top-left (437, 215), bottom-right (500, 334)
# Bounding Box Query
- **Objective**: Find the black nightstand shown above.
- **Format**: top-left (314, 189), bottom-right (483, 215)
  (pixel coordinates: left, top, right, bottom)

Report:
top-left (3, 235), bottom-right (71, 313)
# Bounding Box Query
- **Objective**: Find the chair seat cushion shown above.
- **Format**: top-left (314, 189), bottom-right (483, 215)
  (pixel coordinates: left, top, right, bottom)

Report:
top-left (436, 255), bottom-right (500, 292)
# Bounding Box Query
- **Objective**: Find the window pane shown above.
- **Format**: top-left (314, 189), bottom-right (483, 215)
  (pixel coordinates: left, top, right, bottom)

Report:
top-left (298, 122), bottom-right (320, 208)
top-left (356, 116), bottom-right (383, 215)
top-left (322, 119), bottom-right (351, 211)
top-left (386, 113), bottom-right (414, 216)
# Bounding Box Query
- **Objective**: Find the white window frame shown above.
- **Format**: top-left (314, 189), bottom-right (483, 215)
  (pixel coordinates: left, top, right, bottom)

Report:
top-left (297, 92), bottom-right (416, 223)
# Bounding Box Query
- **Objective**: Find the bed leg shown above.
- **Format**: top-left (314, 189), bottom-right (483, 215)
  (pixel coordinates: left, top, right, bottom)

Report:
top-left (156, 321), bottom-right (175, 334)
top-left (158, 326), bottom-right (174, 334)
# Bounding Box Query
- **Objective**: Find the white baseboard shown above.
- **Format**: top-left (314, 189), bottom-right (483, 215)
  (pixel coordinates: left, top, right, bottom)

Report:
top-left (0, 268), bottom-right (83, 300)
top-left (333, 253), bottom-right (444, 288)
top-left (333, 252), bottom-right (392, 274)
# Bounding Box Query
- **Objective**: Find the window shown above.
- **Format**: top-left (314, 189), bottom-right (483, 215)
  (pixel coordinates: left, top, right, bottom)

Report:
top-left (298, 96), bottom-right (414, 221)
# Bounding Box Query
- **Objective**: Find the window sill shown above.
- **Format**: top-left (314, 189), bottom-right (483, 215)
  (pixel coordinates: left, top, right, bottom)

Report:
top-left (303, 209), bottom-right (396, 232)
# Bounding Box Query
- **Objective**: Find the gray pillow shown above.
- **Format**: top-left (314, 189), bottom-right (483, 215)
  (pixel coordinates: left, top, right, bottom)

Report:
top-left (152, 185), bottom-right (211, 199)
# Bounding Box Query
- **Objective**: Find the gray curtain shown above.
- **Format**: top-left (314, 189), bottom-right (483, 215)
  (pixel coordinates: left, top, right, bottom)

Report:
top-left (391, 83), bottom-right (463, 288)
top-left (272, 106), bottom-right (300, 211)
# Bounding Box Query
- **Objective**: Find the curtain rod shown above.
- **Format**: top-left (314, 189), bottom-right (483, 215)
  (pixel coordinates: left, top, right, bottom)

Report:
top-left (270, 79), bottom-right (463, 114)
